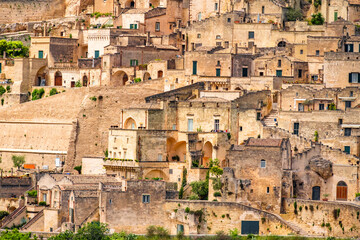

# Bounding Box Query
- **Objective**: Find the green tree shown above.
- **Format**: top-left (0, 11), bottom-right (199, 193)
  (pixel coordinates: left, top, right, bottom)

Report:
top-left (74, 221), bottom-right (110, 240)
top-left (48, 230), bottom-right (74, 240)
top-left (32, 88), bottom-right (45, 100)
top-left (0, 210), bottom-right (9, 220)
top-left (12, 155), bottom-right (25, 169)
top-left (74, 165), bottom-right (82, 174)
top-left (311, 13), bottom-right (325, 25)
top-left (190, 180), bottom-right (209, 200)
top-left (286, 8), bottom-right (303, 21)
top-left (0, 228), bottom-right (32, 239)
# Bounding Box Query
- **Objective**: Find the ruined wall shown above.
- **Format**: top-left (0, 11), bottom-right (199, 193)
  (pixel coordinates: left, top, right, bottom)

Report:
top-left (0, 0), bottom-right (66, 24)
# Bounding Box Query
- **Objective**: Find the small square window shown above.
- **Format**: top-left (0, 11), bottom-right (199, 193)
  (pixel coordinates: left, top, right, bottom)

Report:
top-left (142, 194), bottom-right (150, 203)
top-left (260, 160), bottom-right (266, 168)
top-left (248, 31), bottom-right (254, 39)
top-left (344, 128), bottom-right (352, 136)
top-left (227, 18), bottom-right (231, 23)
top-left (266, 187), bottom-right (270, 194)
top-left (239, 126), bottom-right (243, 131)
top-left (197, 34), bottom-right (201, 38)
top-left (300, 49), bottom-right (303, 54)
top-left (169, 169), bottom-right (173, 174)
top-left (316, 50), bottom-right (320, 56)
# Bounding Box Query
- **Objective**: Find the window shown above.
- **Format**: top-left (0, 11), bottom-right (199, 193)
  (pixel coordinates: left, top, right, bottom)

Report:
top-left (350, 91), bottom-right (354, 97)
top-left (198, 12), bottom-right (202, 21)
top-left (345, 44), bottom-right (354, 52)
top-left (298, 103), bottom-right (304, 111)
top-left (242, 67), bottom-right (248, 77)
top-left (248, 31), bottom-right (254, 39)
top-left (38, 50), bottom-right (44, 59)
top-left (192, 61), bottom-right (197, 75)
top-left (349, 73), bottom-right (359, 83)
top-left (155, 22), bottom-right (160, 32)
top-left (239, 126), bottom-right (243, 131)
top-left (315, 50), bottom-right (320, 56)
top-left (334, 11), bottom-right (338, 21)
top-left (276, 70), bottom-right (282, 77)
top-left (344, 128), bottom-right (351, 136)
top-left (298, 69), bottom-right (302, 78)
top-left (345, 101), bottom-right (352, 109)
top-left (216, 68), bottom-right (221, 77)
top-left (227, 18), bottom-right (231, 23)
top-left (130, 59), bottom-right (138, 66)
top-left (344, 146), bottom-right (350, 154)
top-left (94, 50), bottom-right (100, 58)
top-left (260, 160), bottom-right (266, 168)
top-left (130, 24), bottom-right (138, 29)
top-left (319, 104), bottom-right (324, 110)
top-left (293, 123), bottom-right (299, 135)
top-left (277, 60), bottom-right (281, 67)
top-left (256, 112), bottom-right (261, 120)
top-left (109, 199), bottom-right (112, 204)
top-left (262, 6), bottom-right (265, 14)
top-left (43, 194), bottom-right (47, 202)
top-left (172, 124), bottom-right (176, 130)
top-left (300, 49), bottom-right (303, 54)
top-left (216, 35), bottom-right (221, 39)
top-left (266, 187), bottom-right (270, 193)
top-left (169, 169), bottom-right (173, 174)
top-left (158, 154), bottom-right (162, 161)
top-left (338, 119), bottom-right (343, 125)
top-left (187, 119), bottom-right (193, 131)
top-left (214, 119), bottom-right (220, 131)
top-left (216, 42), bottom-right (222, 46)
top-left (225, 41), bottom-right (229, 48)
top-left (260, 72), bottom-right (264, 76)
top-left (197, 34), bottom-right (201, 38)
top-left (215, 3), bottom-right (218, 10)
top-left (142, 195), bottom-right (150, 203)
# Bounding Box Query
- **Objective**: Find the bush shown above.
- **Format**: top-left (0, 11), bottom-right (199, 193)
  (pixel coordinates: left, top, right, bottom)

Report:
top-left (32, 88), bottom-right (45, 100)
top-left (0, 229), bottom-right (31, 239)
top-left (185, 207), bottom-right (190, 213)
top-left (286, 8), bottom-right (303, 21)
top-left (146, 225), bottom-right (169, 238)
top-left (0, 211), bottom-right (9, 220)
top-left (314, 0), bottom-right (321, 8)
top-left (214, 191), bottom-right (222, 197)
top-left (134, 78), bottom-right (141, 83)
top-left (311, 13), bottom-right (325, 25)
top-left (75, 81), bottom-right (81, 87)
top-left (27, 190), bottom-right (37, 198)
top-left (49, 88), bottom-right (57, 96)
top-left (6, 85), bottom-right (10, 92)
top-left (0, 86), bottom-right (6, 96)
top-left (74, 165), bottom-right (82, 174)
top-left (39, 201), bottom-right (47, 206)
top-left (190, 180), bottom-right (209, 200)
top-left (179, 186), bottom-right (184, 199)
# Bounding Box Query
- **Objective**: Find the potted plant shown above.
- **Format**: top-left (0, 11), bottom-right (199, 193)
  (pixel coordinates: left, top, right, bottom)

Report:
top-left (323, 194), bottom-right (329, 201)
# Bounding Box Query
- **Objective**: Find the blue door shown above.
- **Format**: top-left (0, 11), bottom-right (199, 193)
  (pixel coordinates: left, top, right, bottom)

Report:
top-left (241, 221), bottom-right (259, 235)
top-left (95, 50), bottom-right (100, 58)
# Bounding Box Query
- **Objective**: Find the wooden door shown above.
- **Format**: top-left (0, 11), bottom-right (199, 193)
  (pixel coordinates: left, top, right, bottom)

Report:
top-left (336, 185), bottom-right (348, 200)
top-left (55, 76), bottom-right (62, 86)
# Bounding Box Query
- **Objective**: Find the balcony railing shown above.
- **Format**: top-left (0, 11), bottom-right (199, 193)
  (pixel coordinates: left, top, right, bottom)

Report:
top-left (103, 158), bottom-right (139, 167)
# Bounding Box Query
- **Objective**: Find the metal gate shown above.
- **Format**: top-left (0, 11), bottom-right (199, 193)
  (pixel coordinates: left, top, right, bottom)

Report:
top-left (241, 221), bottom-right (259, 235)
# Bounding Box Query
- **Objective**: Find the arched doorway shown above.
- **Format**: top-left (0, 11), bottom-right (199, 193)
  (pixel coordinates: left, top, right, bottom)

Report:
top-left (143, 72), bottom-right (151, 81)
top-left (312, 186), bottom-right (320, 200)
top-left (336, 181), bottom-right (348, 201)
top-left (112, 71), bottom-right (129, 87)
top-left (35, 66), bottom-right (48, 86)
top-left (54, 71), bottom-right (62, 86)
top-left (130, 1), bottom-right (135, 8)
top-left (124, 117), bottom-right (136, 129)
top-left (157, 70), bottom-right (163, 78)
top-left (203, 141), bottom-right (213, 167)
top-left (82, 75), bottom-right (88, 87)
top-left (149, 0), bottom-right (160, 8)
top-left (173, 141), bottom-right (186, 161)
top-left (144, 170), bottom-right (167, 180)
top-left (278, 41), bottom-right (286, 48)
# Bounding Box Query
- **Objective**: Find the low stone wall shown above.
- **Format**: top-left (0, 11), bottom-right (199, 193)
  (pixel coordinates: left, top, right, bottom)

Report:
top-left (283, 198), bottom-right (360, 237)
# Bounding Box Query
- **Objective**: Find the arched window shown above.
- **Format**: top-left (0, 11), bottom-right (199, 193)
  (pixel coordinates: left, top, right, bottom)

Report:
top-left (260, 159), bottom-right (266, 168)
top-left (278, 41), bottom-right (286, 48)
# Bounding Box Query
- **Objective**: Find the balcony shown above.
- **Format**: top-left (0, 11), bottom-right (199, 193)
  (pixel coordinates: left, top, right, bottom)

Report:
top-left (103, 158), bottom-right (139, 168)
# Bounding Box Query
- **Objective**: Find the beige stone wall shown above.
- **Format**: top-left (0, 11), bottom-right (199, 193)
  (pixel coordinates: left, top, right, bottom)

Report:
top-left (82, 157), bottom-right (107, 175)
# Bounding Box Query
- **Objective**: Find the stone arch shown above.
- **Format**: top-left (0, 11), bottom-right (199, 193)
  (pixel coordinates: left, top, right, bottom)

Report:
top-left (34, 66), bottom-right (48, 86)
top-left (54, 71), bottom-right (62, 86)
top-left (144, 169), bottom-right (168, 180)
top-left (149, 0), bottom-right (160, 7)
top-left (112, 71), bottom-right (129, 87)
top-left (157, 70), bottom-right (163, 78)
top-left (125, 0), bottom-right (135, 8)
top-left (124, 117), bottom-right (136, 129)
top-left (172, 141), bottom-right (186, 161)
top-left (235, 87), bottom-right (242, 91)
top-left (276, 39), bottom-right (288, 48)
top-left (203, 141), bottom-right (213, 167)
top-left (8, 206), bottom-right (16, 213)
top-left (336, 181), bottom-right (348, 201)
top-left (82, 75), bottom-right (88, 87)
top-left (166, 137), bottom-right (176, 159)
top-left (143, 72), bottom-right (151, 81)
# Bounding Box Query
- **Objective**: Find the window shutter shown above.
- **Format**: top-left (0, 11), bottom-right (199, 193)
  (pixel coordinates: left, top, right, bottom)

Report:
top-left (349, 73), bottom-right (352, 83)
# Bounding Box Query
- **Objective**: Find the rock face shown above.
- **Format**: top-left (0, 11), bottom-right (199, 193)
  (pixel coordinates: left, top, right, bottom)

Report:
top-left (309, 156), bottom-right (333, 180)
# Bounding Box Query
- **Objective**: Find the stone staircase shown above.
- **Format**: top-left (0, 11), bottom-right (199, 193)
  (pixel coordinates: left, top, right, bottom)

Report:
top-left (21, 209), bottom-right (44, 231)
top-left (262, 109), bottom-right (279, 127)
top-left (1, 206), bottom-right (26, 228)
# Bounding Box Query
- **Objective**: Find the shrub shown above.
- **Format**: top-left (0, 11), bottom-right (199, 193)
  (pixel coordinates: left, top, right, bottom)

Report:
top-left (0, 86), bottom-right (6, 96)
top-left (314, 131), bottom-right (319, 142)
top-left (0, 211), bottom-right (9, 220)
top-left (6, 86), bottom-right (10, 92)
top-left (356, 192), bottom-right (360, 197)
top-left (90, 96), bottom-right (97, 101)
top-left (190, 180), bottom-right (208, 200)
top-left (134, 78), bottom-right (141, 83)
top-left (1, 99), bottom-right (4, 106)
top-left (146, 225), bottom-right (169, 238)
top-left (185, 207), bottom-right (190, 213)
top-left (49, 88), bottom-right (57, 96)
top-left (189, 194), bottom-right (199, 200)
top-left (39, 201), bottom-right (47, 206)
top-left (214, 191), bottom-right (221, 197)
top-left (32, 88), bottom-right (45, 100)
top-left (229, 228), bottom-right (239, 237)
top-left (314, 0), bottom-right (321, 8)
top-left (27, 190), bottom-right (37, 198)
top-left (179, 186), bottom-right (184, 199)
top-left (286, 8), bottom-right (303, 21)
top-left (75, 81), bottom-right (81, 87)
top-left (311, 13), bottom-right (325, 25)
top-left (74, 165), bottom-right (82, 174)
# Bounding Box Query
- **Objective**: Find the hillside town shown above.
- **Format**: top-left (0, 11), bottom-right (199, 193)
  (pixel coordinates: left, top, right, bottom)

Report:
top-left (0, 0), bottom-right (360, 238)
